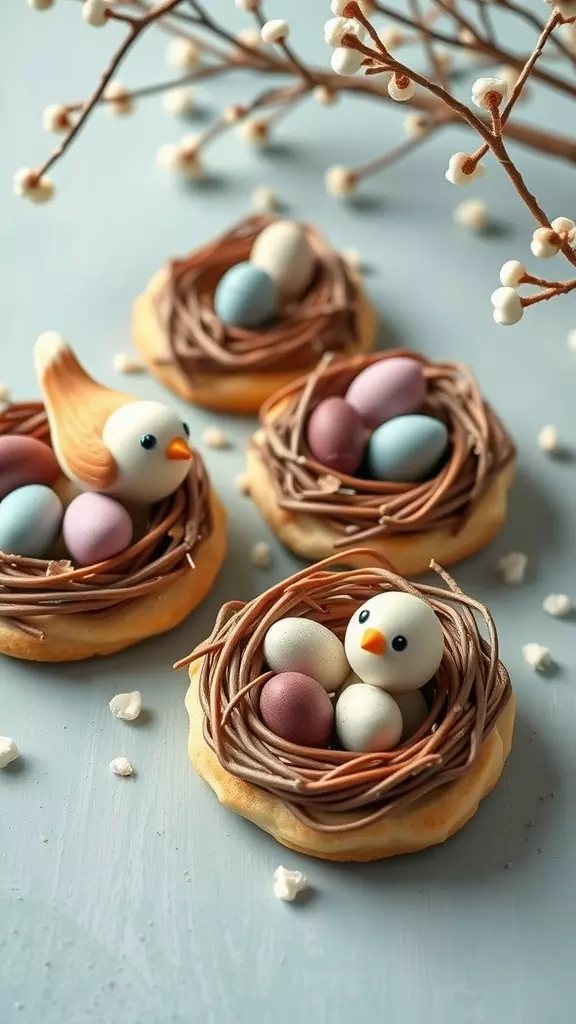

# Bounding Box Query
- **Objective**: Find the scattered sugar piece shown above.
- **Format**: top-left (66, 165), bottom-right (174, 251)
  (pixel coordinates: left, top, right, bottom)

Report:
top-left (543, 593), bottom-right (573, 617)
top-left (522, 643), bottom-right (550, 672)
top-left (0, 383), bottom-right (11, 404)
top-left (252, 185), bottom-right (277, 213)
top-left (342, 248), bottom-right (363, 272)
top-left (113, 353), bottom-right (146, 375)
top-left (250, 541), bottom-right (271, 568)
top-left (109, 756), bottom-right (134, 777)
top-left (453, 197), bottom-right (488, 231)
top-left (567, 329), bottom-right (576, 350)
top-left (45, 559), bottom-right (73, 577)
top-left (273, 865), bottom-right (309, 902)
top-left (538, 424), bottom-right (559, 453)
top-left (235, 472), bottom-right (251, 496)
top-left (202, 426), bottom-right (230, 450)
top-left (497, 551), bottom-right (527, 585)
top-left (109, 691), bottom-right (142, 722)
top-left (0, 736), bottom-right (19, 769)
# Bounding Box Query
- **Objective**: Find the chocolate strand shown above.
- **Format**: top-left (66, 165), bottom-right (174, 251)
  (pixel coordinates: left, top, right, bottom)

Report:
top-left (255, 351), bottom-right (515, 546)
top-left (154, 215), bottom-right (360, 376)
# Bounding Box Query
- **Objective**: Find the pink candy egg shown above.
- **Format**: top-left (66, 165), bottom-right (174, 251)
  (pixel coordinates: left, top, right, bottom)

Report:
top-left (259, 672), bottom-right (334, 748)
top-left (306, 397), bottom-right (365, 475)
top-left (63, 492), bottom-right (133, 567)
top-left (345, 357), bottom-right (426, 429)
top-left (0, 435), bottom-right (60, 501)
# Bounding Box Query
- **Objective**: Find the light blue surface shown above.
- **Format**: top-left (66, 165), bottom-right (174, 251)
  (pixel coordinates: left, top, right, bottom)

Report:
top-left (1, 3), bottom-right (576, 1023)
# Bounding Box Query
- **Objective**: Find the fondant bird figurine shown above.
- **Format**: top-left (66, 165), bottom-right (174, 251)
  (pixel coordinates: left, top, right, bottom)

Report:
top-left (344, 591), bottom-right (444, 693)
top-left (34, 332), bottom-right (193, 505)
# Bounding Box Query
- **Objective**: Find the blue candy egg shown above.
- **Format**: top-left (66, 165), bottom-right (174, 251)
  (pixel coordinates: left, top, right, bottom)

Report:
top-left (214, 261), bottom-right (277, 329)
top-left (367, 415), bottom-right (449, 483)
top-left (0, 484), bottom-right (63, 558)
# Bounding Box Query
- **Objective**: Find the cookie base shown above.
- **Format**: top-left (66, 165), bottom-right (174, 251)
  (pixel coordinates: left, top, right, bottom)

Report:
top-left (247, 438), bottom-right (515, 576)
top-left (0, 490), bottom-right (227, 663)
top-left (186, 660), bottom-right (515, 861)
top-left (131, 269), bottom-right (377, 415)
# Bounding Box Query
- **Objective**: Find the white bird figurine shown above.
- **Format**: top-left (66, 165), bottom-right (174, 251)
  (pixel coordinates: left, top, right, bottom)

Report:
top-left (34, 332), bottom-right (193, 505)
top-left (344, 591), bottom-right (444, 693)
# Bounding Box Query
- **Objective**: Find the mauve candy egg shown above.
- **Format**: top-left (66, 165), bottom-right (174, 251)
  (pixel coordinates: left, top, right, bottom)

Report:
top-left (367, 414), bottom-right (449, 483)
top-left (63, 492), bottom-right (133, 567)
top-left (345, 357), bottom-right (426, 429)
top-left (214, 261), bottom-right (277, 329)
top-left (259, 672), bottom-right (334, 747)
top-left (306, 397), bottom-right (365, 475)
top-left (0, 435), bottom-right (60, 501)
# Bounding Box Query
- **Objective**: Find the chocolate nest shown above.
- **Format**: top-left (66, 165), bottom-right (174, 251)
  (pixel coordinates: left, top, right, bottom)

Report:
top-left (0, 402), bottom-right (212, 640)
top-left (154, 214), bottom-right (360, 375)
top-left (180, 551), bottom-right (512, 833)
top-left (256, 350), bottom-right (516, 546)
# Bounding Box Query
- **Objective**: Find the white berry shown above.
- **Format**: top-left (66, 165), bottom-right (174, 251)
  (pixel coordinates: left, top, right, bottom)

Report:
top-left (261, 19), bottom-right (289, 44)
top-left (166, 38), bottom-right (200, 70)
top-left (163, 87), bottom-right (195, 117)
top-left (82, 0), bottom-right (108, 28)
top-left (499, 260), bottom-right (525, 287)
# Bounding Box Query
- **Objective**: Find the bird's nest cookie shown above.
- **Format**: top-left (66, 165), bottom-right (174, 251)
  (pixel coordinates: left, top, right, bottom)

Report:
top-left (0, 402), bottom-right (222, 661)
top-left (181, 550), bottom-right (513, 858)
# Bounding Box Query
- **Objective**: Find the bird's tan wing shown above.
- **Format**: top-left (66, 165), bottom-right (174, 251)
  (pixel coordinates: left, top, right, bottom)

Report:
top-left (35, 334), bottom-right (135, 491)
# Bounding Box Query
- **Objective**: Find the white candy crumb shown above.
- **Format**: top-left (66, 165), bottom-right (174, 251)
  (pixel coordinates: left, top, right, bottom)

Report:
top-left (497, 551), bottom-right (528, 585)
top-left (0, 383), bottom-right (11, 407)
top-left (543, 593), bottom-right (573, 617)
top-left (538, 424), bottom-right (559, 453)
top-left (109, 756), bottom-right (134, 777)
top-left (250, 541), bottom-right (271, 568)
top-left (522, 643), bottom-right (551, 672)
top-left (109, 691), bottom-right (142, 722)
top-left (0, 737), bottom-right (19, 769)
top-left (113, 353), bottom-right (146, 375)
top-left (453, 198), bottom-right (488, 231)
top-left (342, 248), bottom-right (363, 272)
top-left (273, 866), bottom-right (308, 902)
top-left (567, 329), bottom-right (576, 350)
top-left (251, 185), bottom-right (277, 213)
top-left (235, 473), bottom-right (251, 496)
top-left (202, 426), bottom-right (230, 450)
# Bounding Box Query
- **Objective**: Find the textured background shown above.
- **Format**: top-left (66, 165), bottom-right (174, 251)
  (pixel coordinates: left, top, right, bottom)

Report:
top-left (1, 3), bottom-right (575, 1022)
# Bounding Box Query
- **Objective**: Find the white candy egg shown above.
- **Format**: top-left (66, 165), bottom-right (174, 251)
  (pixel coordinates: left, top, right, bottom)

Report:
top-left (394, 689), bottom-right (429, 741)
top-left (250, 220), bottom-right (315, 300)
top-left (335, 684), bottom-right (403, 752)
top-left (263, 617), bottom-right (349, 693)
top-left (344, 591), bottom-right (444, 693)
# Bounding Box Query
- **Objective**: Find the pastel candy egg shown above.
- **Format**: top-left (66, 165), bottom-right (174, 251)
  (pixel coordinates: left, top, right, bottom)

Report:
top-left (306, 397), bottom-right (365, 475)
top-left (263, 617), bottom-right (349, 692)
top-left (0, 435), bottom-right (60, 501)
top-left (259, 672), bottom-right (334, 747)
top-left (63, 492), bottom-right (133, 567)
top-left (0, 484), bottom-right (63, 558)
top-left (250, 220), bottom-right (315, 300)
top-left (394, 690), bottom-right (429, 741)
top-left (335, 683), bottom-right (403, 752)
top-left (214, 261), bottom-right (277, 329)
top-left (345, 357), bottom-right (426, 429)
top-left (367, 414), bottom-right (449, 483)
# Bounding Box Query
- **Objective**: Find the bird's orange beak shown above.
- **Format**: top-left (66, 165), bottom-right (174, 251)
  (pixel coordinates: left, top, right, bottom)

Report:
top-left (360, 628), bottom-right (386, 655)
top-left (166, 437), bottom-right (193, 461)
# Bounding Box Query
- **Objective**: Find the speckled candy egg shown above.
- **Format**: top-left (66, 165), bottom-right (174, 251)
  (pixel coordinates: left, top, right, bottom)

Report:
top-left (367, 414), bottom-right (449, 483)
top-left (0, 484), bottom-right (63, 558)
top-left (306, 397), bottom-right (365, 475)
top-left (263, 617), bottom-right (349, 692)
top-left (259, 672), bottom-right (334, 747)
top-left (345, 357), bottom-right (426, 429)
top-left (63, 492), bottom-right (133, 567)
top-left (335, 683), bottom-right (403, 752)
top-left (250, 220), bottom-right (315, 300)
top-left (214, 261), bottom-right (277, 329)
top-left (395, 689), bottom-right (429, 741)
top-left (0, 435), bottom-right (60, 501)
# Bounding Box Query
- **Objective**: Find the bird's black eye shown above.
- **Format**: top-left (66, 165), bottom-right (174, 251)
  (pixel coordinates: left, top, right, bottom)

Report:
top-left (391, 635), bottom-right (408, 652)
top-left (359, 609), bottom-right (370, 624)
top-left (183, 422), bottom-right (190, 437)
top-left (140, 434), bottom-right (157, 450)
